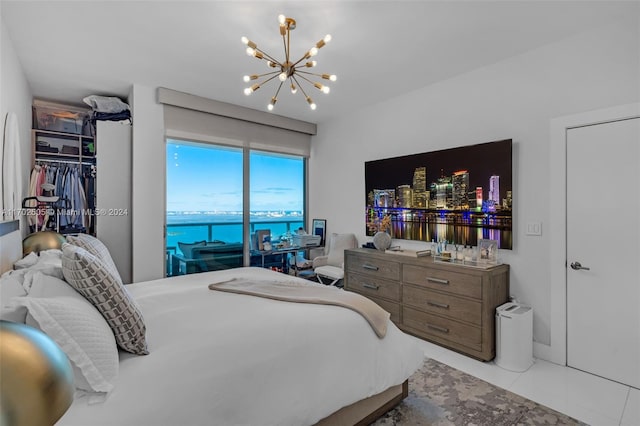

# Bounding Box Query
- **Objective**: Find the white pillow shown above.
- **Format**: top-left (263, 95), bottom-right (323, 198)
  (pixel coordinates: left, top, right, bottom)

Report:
top-left (28, 270), bottom-right (79, 299)
top-left (0, 272), bottom-right (28, 323)
top-left (13, 251), bottom-right (38, 269)
top-left (13, 289), bottom-right (119, 394)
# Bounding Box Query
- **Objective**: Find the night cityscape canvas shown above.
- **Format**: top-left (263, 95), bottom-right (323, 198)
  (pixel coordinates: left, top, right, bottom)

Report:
top-left (365, 139), bottom-right (513, 249)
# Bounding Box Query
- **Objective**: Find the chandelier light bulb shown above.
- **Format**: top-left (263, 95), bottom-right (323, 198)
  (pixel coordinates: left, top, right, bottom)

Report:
top-left (278, 14), bottom-right (286, 25)
top-left (316, 34), bottom-right (332, 49)
top-left (241, 37), bottom-right (257, 49)
top-left (245, 47), bottom-right (255, 56)
top-left (268, 97), bottom-right (277, 111)
top-left (329, 74), bottom-right (337, 82)
top-left (243, 75), bottom-right (250, 83)
top-left (244, 87), bottom-right (253, 96)
top-left (278, 72), bottom-right (287, 82)
top-left (309, 47), bottom-right (318, 57)
top-left (322, 86), bottom-right (330, 94)
top-left (267, 61), bottom-right (277, 68)
top-left (290, 83), bottom-right (297, 94)
top-left (306, 96), bottom-right (316, 110)
top-left (305, 61), bottom-right (317, 68)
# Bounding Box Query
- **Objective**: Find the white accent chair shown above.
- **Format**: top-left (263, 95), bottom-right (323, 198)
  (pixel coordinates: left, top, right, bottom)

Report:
top-left (313, 233), bottom-right (357, 286)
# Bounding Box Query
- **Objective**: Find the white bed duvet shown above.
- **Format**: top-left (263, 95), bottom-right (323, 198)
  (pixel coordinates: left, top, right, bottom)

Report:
top-left (59, 267), bottom-right (424, 426)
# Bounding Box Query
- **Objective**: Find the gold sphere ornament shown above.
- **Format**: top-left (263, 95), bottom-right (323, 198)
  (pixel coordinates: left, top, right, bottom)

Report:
top-left (22, 231), bottom-right (66, 256)
top-left (0, 321), bottom-right (75, 425)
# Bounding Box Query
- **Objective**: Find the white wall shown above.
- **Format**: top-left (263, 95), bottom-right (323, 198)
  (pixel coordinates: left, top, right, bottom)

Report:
top-left (130, 84), bottom-right (165, 282)
top-left (308, 16), bottom-right (639, 357)
top-left (1, 14), bottom-right (33, 235)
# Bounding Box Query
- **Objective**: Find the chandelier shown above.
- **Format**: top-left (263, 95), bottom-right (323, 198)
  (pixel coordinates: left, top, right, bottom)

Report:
top-left (241, 15), bottom-right (336, 111)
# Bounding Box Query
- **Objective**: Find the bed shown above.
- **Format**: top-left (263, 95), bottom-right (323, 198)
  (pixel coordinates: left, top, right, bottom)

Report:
top-left (0, 228), bottom-right (424, 426)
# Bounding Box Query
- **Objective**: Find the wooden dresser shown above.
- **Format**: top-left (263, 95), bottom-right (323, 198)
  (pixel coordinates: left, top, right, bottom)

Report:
top-left (344, 248), bottom-right (509, 361)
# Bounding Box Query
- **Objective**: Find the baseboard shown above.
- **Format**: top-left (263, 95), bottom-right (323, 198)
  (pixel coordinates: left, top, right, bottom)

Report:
top-left (533, 341), bottom-right (554, 363)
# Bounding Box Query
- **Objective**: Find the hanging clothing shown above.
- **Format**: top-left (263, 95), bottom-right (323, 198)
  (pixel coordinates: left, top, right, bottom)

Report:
top-left (25, 162), bottom-right (94, 235)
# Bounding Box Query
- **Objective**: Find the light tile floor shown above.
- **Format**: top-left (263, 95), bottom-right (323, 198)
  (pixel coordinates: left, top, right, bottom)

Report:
top-left (410, 337), bottom-right (640, 426)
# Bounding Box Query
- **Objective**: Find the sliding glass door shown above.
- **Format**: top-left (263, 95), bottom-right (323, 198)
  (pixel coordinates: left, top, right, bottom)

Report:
top-left (166, 140), bottom-right (306, 276)
top-left (249, 150), bottom-right (305, 272)
top-left (166, 140), bottom-right (244, 276)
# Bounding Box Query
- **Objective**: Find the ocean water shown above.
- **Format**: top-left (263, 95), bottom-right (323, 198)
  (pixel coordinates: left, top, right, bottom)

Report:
top-left (166, 213), bottom-right (304, 252)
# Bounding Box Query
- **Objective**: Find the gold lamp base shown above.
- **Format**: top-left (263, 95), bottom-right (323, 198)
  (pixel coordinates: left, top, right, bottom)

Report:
top-left (22, 231), bottom-right (66, 256)
top-left (0, 321), bottom-right (74, 426)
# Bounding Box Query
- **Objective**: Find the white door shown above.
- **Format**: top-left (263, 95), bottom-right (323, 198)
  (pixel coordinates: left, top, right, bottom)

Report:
top-left (566, 117), bottom-right (640, 388)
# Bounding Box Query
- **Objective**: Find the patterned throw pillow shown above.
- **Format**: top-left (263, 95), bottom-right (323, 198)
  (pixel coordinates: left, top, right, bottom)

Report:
top-left (61, 243), bottom-right (148, 355)
top-left (65, 233), bottom-right (121, 282)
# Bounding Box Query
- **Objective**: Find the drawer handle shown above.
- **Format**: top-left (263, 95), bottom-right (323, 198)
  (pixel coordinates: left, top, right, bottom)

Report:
top-left (362, 264), bottom-right (379, 271)
top-left (426, 277), bottom-right (449, 285)
top-left (427, 324), bottom-right (450, 334)
top-left (427, 301), bottom-right (450, 309)
top-left (362, 282), bottom-right (379, 290)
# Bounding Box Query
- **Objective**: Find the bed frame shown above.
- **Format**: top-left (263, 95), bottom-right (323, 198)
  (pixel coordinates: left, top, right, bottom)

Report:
top-left (316, 380), bottom-right (408, 425)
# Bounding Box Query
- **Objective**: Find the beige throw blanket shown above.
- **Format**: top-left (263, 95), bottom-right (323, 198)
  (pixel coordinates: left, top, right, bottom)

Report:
top-left (208, 278), bottom-right (390, 338)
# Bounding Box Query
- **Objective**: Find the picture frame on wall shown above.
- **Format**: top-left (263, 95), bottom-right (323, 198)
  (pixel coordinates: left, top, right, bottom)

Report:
top-left (478, 239), bottom-right (498, 264)
top-left (312, 219), bottom-right (327, 246)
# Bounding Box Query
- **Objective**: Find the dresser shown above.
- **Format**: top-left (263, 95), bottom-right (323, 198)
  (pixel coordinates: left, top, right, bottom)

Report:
top-left (344, 248), bottom-right (509, 361)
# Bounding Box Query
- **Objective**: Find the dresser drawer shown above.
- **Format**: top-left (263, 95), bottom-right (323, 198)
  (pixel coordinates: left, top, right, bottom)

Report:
top-left (346, 253), bottom-right (400, 281)
top-left (345, 272), bottom-right (401, 302)
top-left (403, 264), bottom-right (482, 299)
top-left (403, 306), bottom-right (482, 349)
top-left (403, 284), bottom-right (482, 325)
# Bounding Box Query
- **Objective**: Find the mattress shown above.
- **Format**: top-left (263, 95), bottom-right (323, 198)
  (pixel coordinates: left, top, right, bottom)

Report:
top-left (58, 267), bottom-right (424, 426)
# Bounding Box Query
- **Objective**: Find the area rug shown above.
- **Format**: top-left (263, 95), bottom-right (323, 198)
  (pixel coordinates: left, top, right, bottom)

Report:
top-left (373, 358), bottom-right (588, 426)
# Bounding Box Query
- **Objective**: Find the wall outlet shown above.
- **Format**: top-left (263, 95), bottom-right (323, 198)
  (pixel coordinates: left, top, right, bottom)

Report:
top-left (526, 222), bottom-right (542, 236)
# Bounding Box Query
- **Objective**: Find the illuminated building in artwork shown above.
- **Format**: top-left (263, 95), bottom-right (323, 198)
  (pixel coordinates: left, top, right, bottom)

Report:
top-left (372, 189), bottom-right (396, 208)
top-left (489, 175), bottom-right (500, 205)
top-left (432, 175), bottom-right (453, 209)
top-left (397, 185), bottom-right (413, 208)
top-left (503, 190), bottom-right (513, 210)
top-left (475, 187), bottom-right (483, 211)
top-left (412, 167), bottom-right (428, 208)
top-left (452, 170), bottom-right (469, 210)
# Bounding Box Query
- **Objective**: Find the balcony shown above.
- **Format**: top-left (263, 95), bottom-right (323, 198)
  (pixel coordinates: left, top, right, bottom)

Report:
top-left (166, 218), bottom-right (305, 276)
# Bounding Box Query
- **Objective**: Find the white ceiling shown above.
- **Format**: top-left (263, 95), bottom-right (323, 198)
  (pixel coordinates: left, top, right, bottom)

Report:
top-left (1, 1), bottom-right (636, 124)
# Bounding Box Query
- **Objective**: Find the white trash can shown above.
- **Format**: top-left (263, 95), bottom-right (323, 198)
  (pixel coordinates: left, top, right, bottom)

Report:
top-left (495, 302), bottom-right (533, 372)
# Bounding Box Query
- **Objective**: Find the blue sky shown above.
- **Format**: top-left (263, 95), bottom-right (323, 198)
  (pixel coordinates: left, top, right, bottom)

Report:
top-left (166, 140), bottom-right (303, 212)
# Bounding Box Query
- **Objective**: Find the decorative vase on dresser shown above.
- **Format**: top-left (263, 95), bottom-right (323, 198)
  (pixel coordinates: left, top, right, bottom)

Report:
top-left (372, 231), bottom-right (392, 251)
top-left (343, 248), bottom-right (510, 361)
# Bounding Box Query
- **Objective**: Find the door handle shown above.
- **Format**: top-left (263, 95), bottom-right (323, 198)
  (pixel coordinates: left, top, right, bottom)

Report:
top-left (570, 261), bottom-right (590, 271)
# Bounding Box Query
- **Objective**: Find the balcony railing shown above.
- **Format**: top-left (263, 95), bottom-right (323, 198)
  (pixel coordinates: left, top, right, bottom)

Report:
top-left (165, 218), bottom-right (305, 275)
top-left (166, 219), bottom-right (305, 247)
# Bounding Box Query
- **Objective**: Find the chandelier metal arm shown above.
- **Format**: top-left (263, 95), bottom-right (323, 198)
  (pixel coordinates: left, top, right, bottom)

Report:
top-left (295, 70), bottom-right (324, 78)
top-left (254, 48), bottom-right (281, 66)
top-left (295, 73), bottom-right (318, 87)
top-left (274, 81), bottom-right (284, 98)
top-left (254, 70), bottom-right (282, 79)
top-left (290, 53), bottom-right (312, 69)
top-left (282, 33), bottom-right (289, 64)
top-left (259, 73), bottom-right (282, 87)
top-left (291, 75), bottom-right (310, 98)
